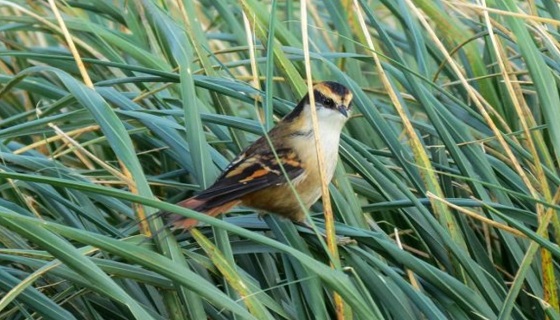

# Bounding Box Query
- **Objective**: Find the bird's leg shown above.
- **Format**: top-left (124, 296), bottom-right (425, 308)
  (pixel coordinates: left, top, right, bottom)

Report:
top-left (295, 221), bottom-right (356, 245)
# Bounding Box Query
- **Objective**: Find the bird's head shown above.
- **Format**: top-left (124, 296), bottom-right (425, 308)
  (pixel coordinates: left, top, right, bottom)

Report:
top-left (311, 81), bottom-right (353, 119)
top-left (284, 81), bottom-right (353, 128)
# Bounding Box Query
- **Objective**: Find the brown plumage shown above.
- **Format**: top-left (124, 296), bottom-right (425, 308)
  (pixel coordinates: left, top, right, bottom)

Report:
top-left (165, 81), bottom-right (353, 230)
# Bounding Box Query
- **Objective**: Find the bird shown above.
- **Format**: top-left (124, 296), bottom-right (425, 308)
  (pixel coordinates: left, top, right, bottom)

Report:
top-left (165, 81), bottom-right (353, 230)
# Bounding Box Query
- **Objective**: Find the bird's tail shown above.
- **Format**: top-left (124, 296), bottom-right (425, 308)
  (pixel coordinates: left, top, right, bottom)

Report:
top-left (164, 197), bottom-right (240, 230)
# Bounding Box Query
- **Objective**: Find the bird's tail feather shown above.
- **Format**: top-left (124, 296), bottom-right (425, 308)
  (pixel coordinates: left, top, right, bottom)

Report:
top-left (164, 197), bottom-right (240, 230)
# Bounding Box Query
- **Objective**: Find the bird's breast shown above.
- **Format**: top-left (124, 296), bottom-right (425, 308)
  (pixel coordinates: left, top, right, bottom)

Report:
top-left (291, 126), bottom-right (341, 187)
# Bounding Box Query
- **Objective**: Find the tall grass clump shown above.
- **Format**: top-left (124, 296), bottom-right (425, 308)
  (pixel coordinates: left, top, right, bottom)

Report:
top-left (0, 0), bottom-right (559, 319)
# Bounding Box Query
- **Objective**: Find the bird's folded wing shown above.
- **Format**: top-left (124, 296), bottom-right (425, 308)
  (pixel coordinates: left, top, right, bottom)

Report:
top-left (193, 147), bottom-right (304, 207)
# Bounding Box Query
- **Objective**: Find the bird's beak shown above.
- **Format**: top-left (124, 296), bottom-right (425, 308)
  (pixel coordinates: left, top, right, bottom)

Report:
top-left (338, 105), bottom-right (349, 117)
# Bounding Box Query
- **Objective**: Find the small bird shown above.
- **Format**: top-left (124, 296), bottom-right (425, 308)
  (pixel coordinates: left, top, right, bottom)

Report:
top-left (166, 81), bottom-right (353, 229)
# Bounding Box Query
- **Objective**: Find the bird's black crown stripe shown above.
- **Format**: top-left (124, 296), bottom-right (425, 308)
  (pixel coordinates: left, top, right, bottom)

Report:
top-left (322, 81), bottom-right (350, 97)
top-left (284, 82), bottom-right (349, 121)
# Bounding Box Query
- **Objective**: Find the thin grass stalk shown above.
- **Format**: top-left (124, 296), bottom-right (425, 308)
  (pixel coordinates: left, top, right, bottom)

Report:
top-left (242, 11), bottom-right (262, 115)
top-left (264, 0), bottom-right (278, 131)
top-left (427, 192), bottom-right (526, 238)
top-left (447, 1), bottom-right (560, 26)
top-left (47, 0), bottom-right (93, 88)
top-left (300, 1), bottom-right (346, 319)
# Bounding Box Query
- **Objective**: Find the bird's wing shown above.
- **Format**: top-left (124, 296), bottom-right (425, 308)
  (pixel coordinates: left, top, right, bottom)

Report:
top-left (193, 147), bottom-right (304, 208)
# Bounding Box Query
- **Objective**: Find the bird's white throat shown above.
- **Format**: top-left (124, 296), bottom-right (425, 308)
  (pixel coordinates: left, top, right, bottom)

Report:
top-left (302, 104), bottom-right (348, 141)
top-left (291, 105), bottom-right (348, 181)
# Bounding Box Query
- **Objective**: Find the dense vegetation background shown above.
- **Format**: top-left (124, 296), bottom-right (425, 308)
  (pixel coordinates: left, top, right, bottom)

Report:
top-left (0, 0), bottom-right (559, 319)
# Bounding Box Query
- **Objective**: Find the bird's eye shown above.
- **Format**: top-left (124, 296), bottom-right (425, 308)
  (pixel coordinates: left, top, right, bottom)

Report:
top-left (323, 98), bottom-right (335, 108)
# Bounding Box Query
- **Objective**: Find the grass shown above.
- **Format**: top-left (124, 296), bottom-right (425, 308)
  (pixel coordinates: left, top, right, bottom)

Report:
top-left (0, 0), bottom-right (559, 319)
